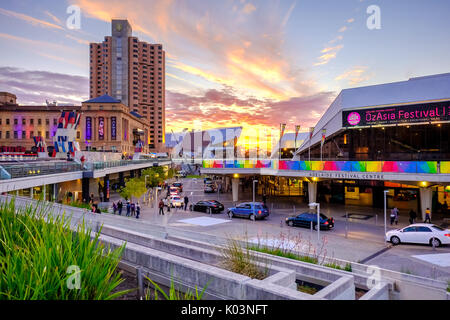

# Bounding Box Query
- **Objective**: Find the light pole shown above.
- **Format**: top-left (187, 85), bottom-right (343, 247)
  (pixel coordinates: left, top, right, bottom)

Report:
top-left (252, 179), bottom-right (258, 220)
top-left (144, 175), bottom-right (149, 204)
top-left (309, 202), bottom-right (321, 242)
top-left (155, 186), bottom-right (161, 215)
top-left (384, 190), bottom-right (389, 245)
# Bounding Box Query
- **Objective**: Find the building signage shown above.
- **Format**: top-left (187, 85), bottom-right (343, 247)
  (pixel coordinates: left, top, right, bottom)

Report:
top-left (342, 101), bottom-right (450, 127)
top-left (308, 172), bottom-right (385, 180)
top-left (98, 117), bottom-right (104, 140)
top-left (85, 117), bottom-right (92, 141)
top-left (111, 117), bottom-right (117, 140)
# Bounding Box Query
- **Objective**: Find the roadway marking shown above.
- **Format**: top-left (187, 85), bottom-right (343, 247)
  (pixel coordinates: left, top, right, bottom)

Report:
top-left (178, 217), bottom-right (231, 227)
top-left (412, 253), bottom-right (450, 267)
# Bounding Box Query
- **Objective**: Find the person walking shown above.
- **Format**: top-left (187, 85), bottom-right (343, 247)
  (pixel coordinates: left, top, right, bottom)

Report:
top-left (262, 193), bottom-right (267, 205)
top-left (118, 200), bottom-right (123, 215)
top-left (131, 202), bottom-right (136, 217)
top-left (409, 209), bottom-right (417, 224)
top-left (159, 199), bottom-right (165, 215)
top-left (184, 195), bottom-right (189, 211)
top-left (126, 201), bottom-right (131, 217)
top-left (390, 207), bottom-right (398, 225)
top-left (164, 197), bottom-right (171, 213)
top-left (136, 201), bottom-right (141, 219)
top-left (112, 202), bottom-right (117, 215)
top-left (394, 208), bottom-right (399, 225)
top-left (424, 208), bottom-right (432, 223)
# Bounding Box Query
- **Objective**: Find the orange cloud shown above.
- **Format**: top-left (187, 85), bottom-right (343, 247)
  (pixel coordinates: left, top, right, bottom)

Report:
top-left (335, 66), bottom-right (371, 85)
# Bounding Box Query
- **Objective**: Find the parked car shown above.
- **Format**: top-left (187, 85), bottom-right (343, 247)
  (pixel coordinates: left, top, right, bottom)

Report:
top-left (227, 202), bottom-right (269, 220)
top-left (285, 212), bottom-right (334, 230)
top-left (169, 195), bottom-right (184, 208)
top-left (189, 200), bottom-right (224, 213)
top-left (204, 177), bottom-right (212, 184)
top-left (172, 182), bottom-right (183, 192)
top-left (386, 224), bottom-right (450, 247)
top-left (204, 184), bottom-right (216, 193)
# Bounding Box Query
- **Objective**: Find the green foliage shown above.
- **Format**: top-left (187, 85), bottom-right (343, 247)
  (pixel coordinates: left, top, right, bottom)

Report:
top-left (67, 201), bottom-right (91, 210)
top-left (144, 276), bottom-right (207, 300)
top-left (119, 178), bottom-right (147, 202)
top-left (323, 262), bottom-right (353, 272)
top-left (0, 199), bottom-right (129, 300)
top-left (248, 245), bottom-right (318, 264)
top-left (141, 167), bottom-right (166, 188)
top-left (221, 238), bottom-right (269, 280)
top-left (297, 284), bottom-right (318, 295)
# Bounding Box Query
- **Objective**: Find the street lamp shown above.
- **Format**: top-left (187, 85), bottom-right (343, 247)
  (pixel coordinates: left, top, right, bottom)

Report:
top-left (309, 202), bottom-right (321, 242)
top-left (144, 175), bottom-right (149, 204)
top-left (252, 179), bottom-right (258, 220)
top-left (384, 190), bottom-right (389, 245)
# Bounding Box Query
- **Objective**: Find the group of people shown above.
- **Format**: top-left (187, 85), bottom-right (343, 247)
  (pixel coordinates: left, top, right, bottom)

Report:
top-left (112, 200), bottom-right (141, 219)
top-left (158, 195), bottom-right (189, 215)
top-left (391, 207), bottom-right (432, 225)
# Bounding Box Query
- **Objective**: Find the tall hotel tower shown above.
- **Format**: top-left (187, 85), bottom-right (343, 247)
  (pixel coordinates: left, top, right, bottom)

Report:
top-left (89, 19), bottom-right (165, 151)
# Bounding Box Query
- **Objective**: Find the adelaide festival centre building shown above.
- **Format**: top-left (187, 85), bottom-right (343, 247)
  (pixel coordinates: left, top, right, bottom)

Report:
top-left (202, 73), bottom-right (450, 221)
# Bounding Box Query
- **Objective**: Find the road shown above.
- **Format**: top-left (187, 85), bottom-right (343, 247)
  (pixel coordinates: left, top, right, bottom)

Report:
top-left (132, 178), bottom-right (450, 282)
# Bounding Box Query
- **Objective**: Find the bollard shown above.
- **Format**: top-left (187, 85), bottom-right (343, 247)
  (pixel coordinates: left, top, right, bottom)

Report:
top-left (137, 267), bottom-right (144, 299)
top-left (310, 220), bottom-right (313, 234)
top-left (345, 212), bottom-right (348, 239)
top-left (375, 214), bottom-right (378, 226)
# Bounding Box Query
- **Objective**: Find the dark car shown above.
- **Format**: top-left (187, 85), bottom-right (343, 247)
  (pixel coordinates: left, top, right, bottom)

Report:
top-left (189, 200), bottom-right (224, 213)
top-left (204, 177), bottom-right (212, 184)
top-left (285, 212), bottom-right (334, 230)
top-left (227, 202), bottom-right (269, 221)
top-left (172, 182), bottom-right (183, 192)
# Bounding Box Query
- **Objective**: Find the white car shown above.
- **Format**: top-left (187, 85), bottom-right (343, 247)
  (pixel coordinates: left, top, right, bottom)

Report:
top-left (169, 195), bottom-right (184, 208)
top-left (386, 224), bottom-right (450, 247)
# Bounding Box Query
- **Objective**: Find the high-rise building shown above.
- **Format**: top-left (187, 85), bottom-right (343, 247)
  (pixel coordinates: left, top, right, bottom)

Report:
top-left (89, 19), bottom-right (166, 151)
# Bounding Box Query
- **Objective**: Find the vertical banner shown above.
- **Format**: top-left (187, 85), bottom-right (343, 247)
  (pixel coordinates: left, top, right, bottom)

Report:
top-left (111, 117), bottom-right (117, 140)
top-left (98, 117), bottom-right (104, 140)
top-left (85, 117), bottom-right (92, 141)
top-left (321, 129), bottom-right (326, 147)
top-left (295, 125), bottom-right (301, 149)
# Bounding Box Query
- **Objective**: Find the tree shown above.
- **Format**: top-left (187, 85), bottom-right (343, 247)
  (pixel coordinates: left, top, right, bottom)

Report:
top-left (142, 167), bottom-right (166, 188)
top-left (119, 178), bottom-right (147, 202)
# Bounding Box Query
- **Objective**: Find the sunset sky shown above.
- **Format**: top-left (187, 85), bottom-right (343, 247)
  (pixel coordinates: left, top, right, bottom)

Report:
top-left (1, 0), bottom-right (449, 139)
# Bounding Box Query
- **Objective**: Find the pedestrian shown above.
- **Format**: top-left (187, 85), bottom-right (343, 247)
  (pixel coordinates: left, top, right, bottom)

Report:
top-left (262, 193), bottom-right (267, 205)
top-left (184, 195), bottom-right (189, 211)
top-left (409, 209), bottom-right (417, 224)
top-left (159, 199), bottom-right (165, 215)
top-left (164, 197), bottom-right (171, 212)
top-left (390, 207), bottom-right (397, 225)
top-left (136, 201), bottom-right (140, 219)
top-left (118, 200), bottom-right (123, 215)
top-left (95, 206), bottom-right (101, 214)
top-left (131, 202), bottom-right (136, 216)
top-left (424, 208), bottom-right (432, 223)
top-left (394, 208), bottom-right (399, 225)
top-left (126, 201), bottom-right (131, 217)
top-left (89, 193), bottom-right (94, 204)
top-left (112, 202), bottom-right (117, 214)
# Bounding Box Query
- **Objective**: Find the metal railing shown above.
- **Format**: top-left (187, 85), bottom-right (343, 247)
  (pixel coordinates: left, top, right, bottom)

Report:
top-left (0, 158), bottom-right (171, 180)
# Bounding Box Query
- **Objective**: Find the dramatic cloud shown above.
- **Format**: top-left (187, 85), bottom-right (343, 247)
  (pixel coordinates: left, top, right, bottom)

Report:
top-left (0, 67), bottom-right (88, 105)
top-left (335, 66), bottom-right (371, 86)
top-left (166, 87), bottom-right (335, 134)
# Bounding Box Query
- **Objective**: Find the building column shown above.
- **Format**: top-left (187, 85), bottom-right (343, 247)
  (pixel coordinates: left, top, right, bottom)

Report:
top-left (232, 178), bottom-right (240, 202)
top-left (119, 172), bottom-right (125, 188)
top-left (43, 184), bottom-right (46, 201)
top-left (54, 183), bottom-right (59, 202)
top-left (103, 175), bottom-right (110, 202)
top-left (130, 170), bottom-right (135, 178)
top-left (308, 181), bottom-right (317, 204)
top-left (419, 187), bottom-right (432, 221)
top-left (30, 187), bottom-right (33, 199)
top-left (82, 178), bottom-right (90, 203)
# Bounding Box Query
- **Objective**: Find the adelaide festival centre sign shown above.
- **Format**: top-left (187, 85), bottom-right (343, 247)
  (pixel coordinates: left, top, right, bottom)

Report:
top-left (343, 101), bottom-right (450, 127)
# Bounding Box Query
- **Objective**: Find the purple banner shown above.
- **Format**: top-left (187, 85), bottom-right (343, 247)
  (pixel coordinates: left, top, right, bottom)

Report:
top-left (85, 117), bottom-right (92, 140)
top-left (99, 117), bottom-right (104, 140)
top-left (111, 117), bottom-right (117, 140)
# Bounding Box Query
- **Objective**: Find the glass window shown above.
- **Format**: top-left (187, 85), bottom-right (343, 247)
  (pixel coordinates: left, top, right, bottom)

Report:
top-left (403, 227), bottom-right (416, 232)
top-left (416, 226), bottom-right (431, 232)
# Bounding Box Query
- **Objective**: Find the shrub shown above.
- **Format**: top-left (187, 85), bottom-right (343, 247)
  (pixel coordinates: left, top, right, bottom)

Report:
top-left (0, 199), bottom-right (128, 300)
top-left (145, 276), bottom-right (207, 300)
top-left (221, 238), bottom-right (269, 280)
